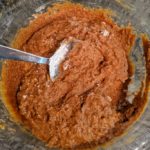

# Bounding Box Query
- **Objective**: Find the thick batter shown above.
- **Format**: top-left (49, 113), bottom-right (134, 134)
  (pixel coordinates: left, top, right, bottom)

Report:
top-left (2, 2), bottom-right (144, 149)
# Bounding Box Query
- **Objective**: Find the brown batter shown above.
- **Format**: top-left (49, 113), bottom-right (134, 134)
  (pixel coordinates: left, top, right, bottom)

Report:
top-left (1, 2), bottom-right (148, 149)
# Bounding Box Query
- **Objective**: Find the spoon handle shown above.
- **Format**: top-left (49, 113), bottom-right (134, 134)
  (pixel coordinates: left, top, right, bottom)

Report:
top-left (0, 45), bottom-right (49, 64)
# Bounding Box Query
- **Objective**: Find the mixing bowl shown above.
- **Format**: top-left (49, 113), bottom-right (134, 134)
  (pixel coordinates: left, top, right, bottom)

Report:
top-left (0, 0), bottom-right (150, 149)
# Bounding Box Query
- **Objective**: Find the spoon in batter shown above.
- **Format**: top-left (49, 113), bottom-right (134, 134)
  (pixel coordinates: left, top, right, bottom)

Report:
top-left (0, 39), bottom-right (74, 81)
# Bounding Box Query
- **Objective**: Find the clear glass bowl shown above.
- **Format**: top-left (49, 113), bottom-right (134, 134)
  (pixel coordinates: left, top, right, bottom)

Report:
top-left (0, 0), bottom-right (150, 150)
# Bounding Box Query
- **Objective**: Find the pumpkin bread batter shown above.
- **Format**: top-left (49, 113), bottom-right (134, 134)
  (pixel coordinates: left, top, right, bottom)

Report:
top-left (2, 2), bottom-right (146, 149)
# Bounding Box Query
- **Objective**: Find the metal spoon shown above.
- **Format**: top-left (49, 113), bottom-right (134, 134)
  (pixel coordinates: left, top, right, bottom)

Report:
top-left (0, 40), bottom-right (73, 81)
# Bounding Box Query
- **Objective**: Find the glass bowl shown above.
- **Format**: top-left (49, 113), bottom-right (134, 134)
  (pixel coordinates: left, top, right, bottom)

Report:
top-left (0, 0), bottom-right (150, 150)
